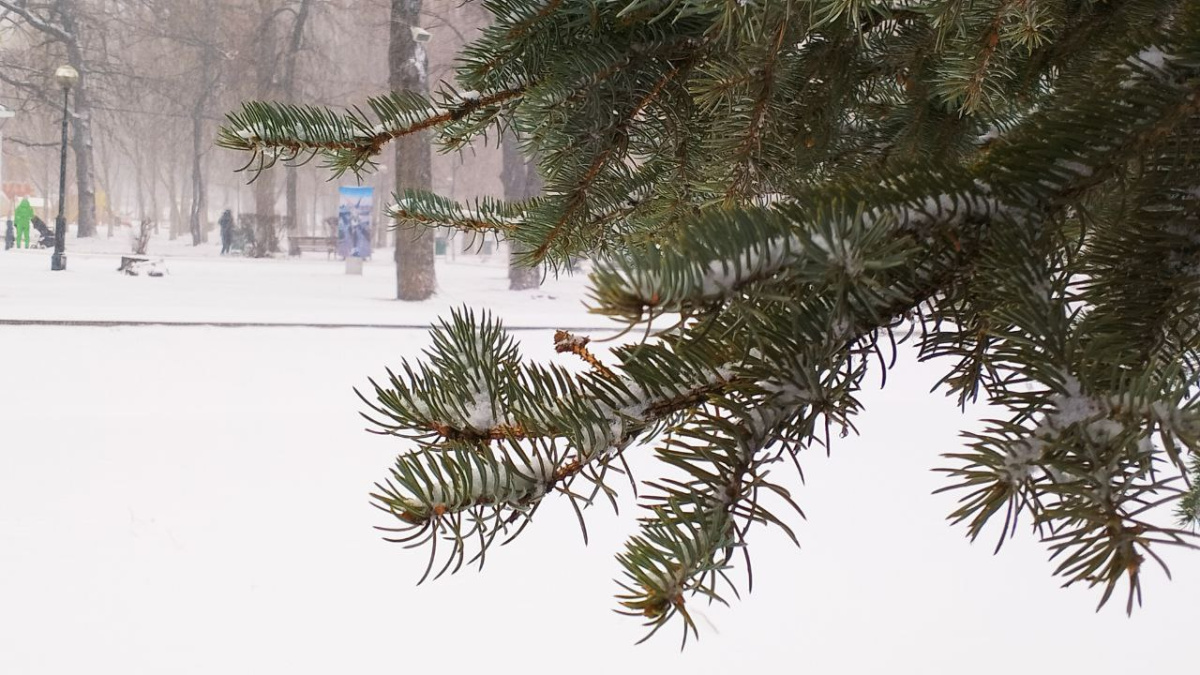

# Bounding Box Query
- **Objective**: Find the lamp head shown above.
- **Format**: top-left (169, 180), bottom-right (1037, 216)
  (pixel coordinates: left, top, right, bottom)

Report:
top-left (55, 65), bottom-right (79, 90)
top-left (410, 26), bottom-right (431, 43)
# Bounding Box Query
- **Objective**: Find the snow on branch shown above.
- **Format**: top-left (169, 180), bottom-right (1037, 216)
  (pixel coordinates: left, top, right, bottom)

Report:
top-left (388, 190), bottom-right (526, 235)
top-left (360, 310), bottom-right (743, 532)
top-left (590, 182), bottom-right (1012, 322)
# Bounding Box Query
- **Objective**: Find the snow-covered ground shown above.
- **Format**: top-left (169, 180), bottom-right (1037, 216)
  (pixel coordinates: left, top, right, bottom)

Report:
top-left (0, 229), bottom-right (600, 327)
top-left (0, 237), bottom-right (1195, 674)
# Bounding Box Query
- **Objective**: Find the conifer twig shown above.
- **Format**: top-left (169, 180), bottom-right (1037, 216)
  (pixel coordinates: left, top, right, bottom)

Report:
top-left (554, 330), bottom-right (617, 379)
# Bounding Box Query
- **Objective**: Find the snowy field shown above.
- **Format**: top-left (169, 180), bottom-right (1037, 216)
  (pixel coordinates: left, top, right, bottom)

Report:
top-left (0, 236), bottom-right (1195, 674)
top-left (0, 232), bottom-right (599, 328)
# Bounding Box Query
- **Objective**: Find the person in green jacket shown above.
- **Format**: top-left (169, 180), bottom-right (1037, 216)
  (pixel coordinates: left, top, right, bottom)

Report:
top-left (14, 198), bottom-right (33, 249)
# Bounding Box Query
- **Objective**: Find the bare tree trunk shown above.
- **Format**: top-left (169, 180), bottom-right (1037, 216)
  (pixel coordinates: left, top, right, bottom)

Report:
top-left (200, 152), bottom-right (211, 242)
top-left (104, 169), bottom-right (116, 238)
top-left (503, 131), bottom-right (542, 291)
top-left (374, 167), bottom-right (389, 248)
top-left (148, 151), bottom-right (160, 233)
top-left (310, 172), bottom-right (319, 236)
top-left (161, 165), bottom-right (183, 240)
top-left (189, 28), bottom-right (218, 248)
top-left (42, 161), bottom-right (51, 223)
top-left (282, 0), bottom-right (314, 252)
top-left (284, 171), bottom-right (298, 251)
top-left (134, 147), bottom-right (147, 224)
top-left (59, 3), bottom-right (98, 238)
top-left (95, 135), bottom-right (118, 238)
top-left (66, 77), bottom-right (97, 238)
top-left (180, 166), bottom-right (191, 240)
top-left (252, 174), bottom-right (277, 253)
top-left (391, 0), bottom-right (435, 301)
top-left (251, 1), bottom-right (281, 256)
top-left (189, 108), bottom-right (206, 246)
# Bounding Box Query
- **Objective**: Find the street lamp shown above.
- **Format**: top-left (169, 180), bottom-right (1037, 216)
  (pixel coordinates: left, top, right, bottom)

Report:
top-left (51, 64), bottom-right (78, 272)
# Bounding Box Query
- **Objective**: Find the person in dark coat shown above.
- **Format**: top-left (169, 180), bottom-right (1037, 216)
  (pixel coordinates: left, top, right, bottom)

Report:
top-left (218, 209), bottom-right (234, 254)
top-left (4, 219), bottom-right (13, 250)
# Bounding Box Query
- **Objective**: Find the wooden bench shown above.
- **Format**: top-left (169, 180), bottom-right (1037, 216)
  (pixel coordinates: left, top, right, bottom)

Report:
top-left (289, 235), bottom-right (337, 258)
top-left (118, 256), bottom-right (148, 274)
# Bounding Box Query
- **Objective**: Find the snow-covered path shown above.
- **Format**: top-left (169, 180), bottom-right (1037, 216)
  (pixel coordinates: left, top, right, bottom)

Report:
top-left (0, 248), bottom-right (1195, 674)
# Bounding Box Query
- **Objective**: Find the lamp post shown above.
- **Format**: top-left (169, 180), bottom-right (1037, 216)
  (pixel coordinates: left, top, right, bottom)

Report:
top-left (51, 64), bottom-right (78, 272)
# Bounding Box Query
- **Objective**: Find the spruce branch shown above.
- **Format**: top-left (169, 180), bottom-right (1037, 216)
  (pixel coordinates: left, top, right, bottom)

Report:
top-left (359, 309), bottom-right (753, 578)
top-left (219, 0), bottom-right (1200, 643)
top-left (529, 61), bottom-right (686, 264)
top-left (217, 85), bottom-right (526, 179)
top-left (387, 189), bottom-right (528, 236)
top-left (1180, 455), bottom-right (1200, 527)
top-left (723, 18), bottom-right (790, 201)
top-left (554, 330), bottom-right (617, 380)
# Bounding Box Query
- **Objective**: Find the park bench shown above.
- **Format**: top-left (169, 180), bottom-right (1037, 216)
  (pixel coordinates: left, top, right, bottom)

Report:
top-left (118, 256), bottom-right (148, 273)
top-left (289, 235), bottom-right (336, 258)
top-left (117, 255), bottom-right (166, 277)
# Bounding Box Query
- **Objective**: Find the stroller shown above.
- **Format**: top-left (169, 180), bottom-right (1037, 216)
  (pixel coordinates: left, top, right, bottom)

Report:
top-left (231, 223), bottom-right (254, 256)
top-left (31, 216), bottom-right (56, 249)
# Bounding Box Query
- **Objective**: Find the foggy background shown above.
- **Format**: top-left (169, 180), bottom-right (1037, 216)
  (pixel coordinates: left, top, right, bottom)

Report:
top-left (0, 0), bottom-right (500, 251)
